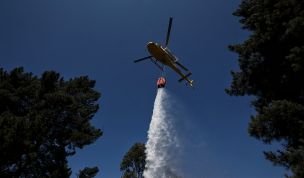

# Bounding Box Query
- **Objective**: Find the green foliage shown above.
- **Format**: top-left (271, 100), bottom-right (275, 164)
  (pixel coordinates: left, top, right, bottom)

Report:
top-left (120, 143), bottom-right (146, 178)
top-left (227, 0), bottom-right (304, 177)
top-left (77, 167), bottom-right (99, 178)
top-left (0, 67), bottom-right (102, 177)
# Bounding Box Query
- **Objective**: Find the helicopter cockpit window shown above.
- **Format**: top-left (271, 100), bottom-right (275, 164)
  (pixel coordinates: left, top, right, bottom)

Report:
top-left (164, 47), bottom-right (178, 62)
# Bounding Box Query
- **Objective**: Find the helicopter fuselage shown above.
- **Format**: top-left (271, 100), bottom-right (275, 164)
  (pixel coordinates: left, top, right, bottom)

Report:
top-left (147, 42), bottom-right (189, 81)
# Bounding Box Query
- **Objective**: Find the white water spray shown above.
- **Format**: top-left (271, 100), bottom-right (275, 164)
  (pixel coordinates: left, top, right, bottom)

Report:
top-left (143, 89), bottom-right (235, 178)
top-left (144, 88), bottom-right (182, 178)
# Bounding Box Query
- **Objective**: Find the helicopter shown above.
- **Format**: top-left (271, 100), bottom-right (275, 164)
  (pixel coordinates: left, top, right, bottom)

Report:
top-left (134, 17), bottom-right (194, 88)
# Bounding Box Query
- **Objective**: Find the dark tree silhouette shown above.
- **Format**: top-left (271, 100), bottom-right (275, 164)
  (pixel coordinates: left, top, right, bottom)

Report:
top-left (0, 67), bottom-right (102, 177)
top-left (227, 1), bottom-right (304, 177)
top-left (77, 167), bottom-right (99, 178)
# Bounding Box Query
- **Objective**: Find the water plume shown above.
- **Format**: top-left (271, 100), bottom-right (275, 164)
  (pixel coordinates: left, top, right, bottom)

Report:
top-left (144, 88), bottom-right (182, 178)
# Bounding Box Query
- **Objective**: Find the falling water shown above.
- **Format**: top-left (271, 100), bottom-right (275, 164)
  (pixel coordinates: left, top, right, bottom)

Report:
top-left (144, 88), bottom-right (182, 178)
top-left (143, 88), bottom-right (235, 178)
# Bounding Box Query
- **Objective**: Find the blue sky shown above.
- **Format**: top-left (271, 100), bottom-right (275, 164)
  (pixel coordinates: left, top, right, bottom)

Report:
top-left (0, 0), bottom-right (290, 177)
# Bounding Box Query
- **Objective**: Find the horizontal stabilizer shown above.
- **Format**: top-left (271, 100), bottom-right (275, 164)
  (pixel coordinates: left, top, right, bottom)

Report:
top-left (178, 72), bottom-right (192, 82)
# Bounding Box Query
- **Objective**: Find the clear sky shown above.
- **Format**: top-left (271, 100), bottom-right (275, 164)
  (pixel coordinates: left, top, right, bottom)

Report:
top-left (0, 0), bottom-right (290, 177)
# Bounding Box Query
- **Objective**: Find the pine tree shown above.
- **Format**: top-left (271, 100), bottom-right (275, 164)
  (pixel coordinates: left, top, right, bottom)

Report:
top-left (226, 0), bottom-right (304, 177)
top-left (0, 67), bottom-right (102, 177)
top-left (77, 167), bottom-right (99, 178)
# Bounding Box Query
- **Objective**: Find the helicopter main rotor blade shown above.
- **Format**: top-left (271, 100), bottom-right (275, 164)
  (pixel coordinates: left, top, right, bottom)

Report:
top-left (165, 18), bottom-right (173, 47)
top-left (175, 61), bottom-right (188, 71)
top-left (134, 56), bottom-right (152, 63)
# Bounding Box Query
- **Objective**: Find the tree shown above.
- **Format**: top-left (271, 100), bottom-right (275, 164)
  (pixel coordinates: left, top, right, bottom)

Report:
top-left (77, 167), bottom-right (99, 178)
top-left (0, 67), bottom-right (102, 177)
top-left (226, 0), bottom-right (304, 177)
top-left (120, 143), bottom-right (146, 178)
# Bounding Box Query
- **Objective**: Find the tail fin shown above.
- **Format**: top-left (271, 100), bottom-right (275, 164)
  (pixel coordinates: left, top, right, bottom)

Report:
top-left (186, 80), bottom-right (194, 89)
top-left (189, 80), bottom-right (194, 88)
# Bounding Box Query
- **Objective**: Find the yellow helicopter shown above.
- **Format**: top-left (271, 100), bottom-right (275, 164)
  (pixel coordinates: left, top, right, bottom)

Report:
top-left (134, 18), bottom-right (194, 88)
